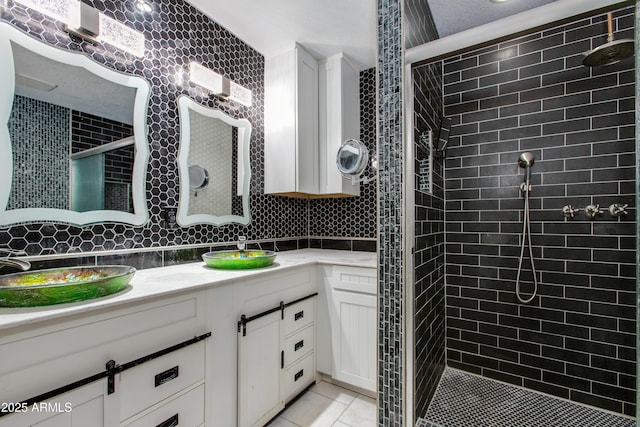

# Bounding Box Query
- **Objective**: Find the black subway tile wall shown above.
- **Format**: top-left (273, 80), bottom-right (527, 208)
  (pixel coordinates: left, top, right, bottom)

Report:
top-left (8, 96), bottom-right (69, 210)
top-left (404, 0), bottom-right (438, 49)
top-left (443, 6), bottom-right (636, 416)
top-left (412, 61), bottom-right (446, 418)
top-left (0, 1), bottom-right (376, 261)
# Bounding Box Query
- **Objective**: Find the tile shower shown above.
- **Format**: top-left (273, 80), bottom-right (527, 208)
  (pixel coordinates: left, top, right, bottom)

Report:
top-left (409, 2), bottom-right (637, 425)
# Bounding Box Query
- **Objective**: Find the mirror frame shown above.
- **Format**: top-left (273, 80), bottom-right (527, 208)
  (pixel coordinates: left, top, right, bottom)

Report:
top-left (176, 95), bottom-right (252, 226)
top-left (0, 23), bottom-right (150, 226)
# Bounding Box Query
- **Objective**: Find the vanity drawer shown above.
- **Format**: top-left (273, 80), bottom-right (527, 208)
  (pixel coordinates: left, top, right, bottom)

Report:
top-left (283, 324), bottom-right (314, 368)
top-left (123, 384), bottom-right (205, 427)
top-left (283, 352), bottom-right (315, 403)
top-left (332, 266), bottom-right (377, 294)
top-left (283, 297), bottom-right (314, 336)
top-left (119, 340), bottom-right (205, 420)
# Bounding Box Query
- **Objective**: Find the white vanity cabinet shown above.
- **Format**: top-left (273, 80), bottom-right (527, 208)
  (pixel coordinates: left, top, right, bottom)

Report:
top-left (265, 45), bottom-right (361, 198)
top-left (238, 310), bottom-right (283, 427)
top-left (236, 267), bottom-right (317, 427)
top-left (317, 265), bottom-right (377, 392)
top-left (0, 291), bottom-right (210, 427)
top-left (0, 380), bottom-right (115, 427)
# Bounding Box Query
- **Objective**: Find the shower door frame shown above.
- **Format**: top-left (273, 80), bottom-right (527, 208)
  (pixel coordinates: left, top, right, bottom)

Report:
top-left (403, 60), bottom-right (416, 427)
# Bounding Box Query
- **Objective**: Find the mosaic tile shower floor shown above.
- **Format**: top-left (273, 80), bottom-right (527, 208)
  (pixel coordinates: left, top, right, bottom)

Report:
top-left (416, 368), bottom-right (635, 427)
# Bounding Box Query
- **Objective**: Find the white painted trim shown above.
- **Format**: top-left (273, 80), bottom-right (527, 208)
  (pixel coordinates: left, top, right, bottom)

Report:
top-left (406, 0), bottom-right (628, 65)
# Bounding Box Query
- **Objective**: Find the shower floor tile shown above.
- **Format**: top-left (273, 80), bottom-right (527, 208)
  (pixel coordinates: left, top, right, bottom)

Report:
top-left (416, 368), bottom-right (635, 427)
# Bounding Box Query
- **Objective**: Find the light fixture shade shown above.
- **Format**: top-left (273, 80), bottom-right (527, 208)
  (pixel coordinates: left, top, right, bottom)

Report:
top-left (189, 62), bottom-right (231, 97)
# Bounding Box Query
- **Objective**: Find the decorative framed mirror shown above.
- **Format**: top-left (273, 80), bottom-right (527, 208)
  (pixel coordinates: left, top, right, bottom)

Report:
top-left (0, 23), bottom-right (150, 226)
top-left (176, 95), bottom-right (251, 226)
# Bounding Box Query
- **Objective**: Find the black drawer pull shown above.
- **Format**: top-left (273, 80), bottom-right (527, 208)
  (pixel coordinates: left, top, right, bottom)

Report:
top-left (294, 310), bottom-right (304, 321)
top-left (156, 413), bottom-right (178, 427)
top-left (294, 369), bottom-right (304, 382)
top-left (155, 366), bottom-right (179, 387)
top-left (294, 340), bottom-right (304, 351)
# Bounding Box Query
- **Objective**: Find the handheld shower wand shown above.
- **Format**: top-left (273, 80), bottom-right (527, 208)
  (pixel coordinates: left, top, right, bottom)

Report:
top-left (518, 152), bottom-right (534, 183)
top-left (516, 152), bottom-right (538, 304)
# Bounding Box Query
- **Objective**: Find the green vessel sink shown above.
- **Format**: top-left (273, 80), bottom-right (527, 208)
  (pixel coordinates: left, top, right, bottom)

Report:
top-left (0, 265), bottom-right (135, 308)
top-left (202, 250), bottom-right (277, 270)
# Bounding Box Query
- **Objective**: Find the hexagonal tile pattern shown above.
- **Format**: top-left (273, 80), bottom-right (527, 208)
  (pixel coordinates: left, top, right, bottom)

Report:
top-left (0, 0), bottom-right (375, 257)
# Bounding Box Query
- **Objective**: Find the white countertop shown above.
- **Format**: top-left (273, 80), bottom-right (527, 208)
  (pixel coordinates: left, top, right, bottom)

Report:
top-left (0, 249), bottom-right (376, 331)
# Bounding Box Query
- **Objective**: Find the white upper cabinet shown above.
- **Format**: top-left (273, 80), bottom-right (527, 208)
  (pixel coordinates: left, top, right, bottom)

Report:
top-left (265, 45), bottom-right (361, 198)
top-left (319, 53), bottom-right (361, 197)
top-left (265, 44), bottom-right (319, 196)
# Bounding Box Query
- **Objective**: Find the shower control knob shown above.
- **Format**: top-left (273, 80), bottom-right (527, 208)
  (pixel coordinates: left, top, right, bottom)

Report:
top-left (608, 203), bottom-right (629, 217)
top-left (584, 204), bottom-right (603, 218)
top-left (561, 205), bottom-right (579, 218)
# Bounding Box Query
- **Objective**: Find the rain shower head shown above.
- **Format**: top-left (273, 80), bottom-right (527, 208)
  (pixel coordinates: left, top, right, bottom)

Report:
top-left (583, 13), bottom-right (634, 67)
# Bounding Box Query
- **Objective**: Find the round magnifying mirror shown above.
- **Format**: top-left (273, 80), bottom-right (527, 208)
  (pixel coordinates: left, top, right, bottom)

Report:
top-left (188, 165), bottom-right (209, 190)
top-left (336, 139), bottom-right (369, 177)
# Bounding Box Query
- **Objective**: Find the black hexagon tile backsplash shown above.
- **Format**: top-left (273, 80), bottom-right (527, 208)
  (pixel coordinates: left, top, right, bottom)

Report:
top-left (0, 0), bottom-right (377, 258)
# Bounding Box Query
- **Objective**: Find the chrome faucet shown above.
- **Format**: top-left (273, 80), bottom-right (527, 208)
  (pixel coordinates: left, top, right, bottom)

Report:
top-left (0, 249), bottom-right (31, 272)
top-left (237, 236), bottom-right (247, 252)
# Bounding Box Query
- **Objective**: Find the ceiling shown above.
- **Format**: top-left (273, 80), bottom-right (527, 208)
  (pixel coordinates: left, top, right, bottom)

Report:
top-left (185, 0), bottom-right (561, 70)
top-left (426, 0), bottom-right (559, 38)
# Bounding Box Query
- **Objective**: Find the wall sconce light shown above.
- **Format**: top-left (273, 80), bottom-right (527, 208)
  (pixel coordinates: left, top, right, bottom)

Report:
top-left (13, 0), bottom-right (145, 57)
top-left (189, 62), bottom-right (231, 97)
top-left (67, 1), bottom-right (100, 43)
top-left (189, 62), bottom-right (253, 107)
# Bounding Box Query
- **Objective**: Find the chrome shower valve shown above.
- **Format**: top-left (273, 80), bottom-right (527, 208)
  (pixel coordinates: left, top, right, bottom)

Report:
top-left (608, 203), bottom-right (628, 217)
top-left (561, 205), bottom-right (579, 218)
top-left (584, 204), bottom-right (604, 218)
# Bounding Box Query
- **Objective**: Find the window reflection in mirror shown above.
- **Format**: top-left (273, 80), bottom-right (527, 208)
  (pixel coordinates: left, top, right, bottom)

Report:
top-left (177, 95), bottom-right (251, 226)
top-left (0, 23), bottom-right (150, 226)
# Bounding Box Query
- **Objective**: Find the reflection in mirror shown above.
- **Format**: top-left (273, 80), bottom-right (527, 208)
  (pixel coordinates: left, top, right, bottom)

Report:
top-left (177, 95), bottom-right (251, 226)
top-left (0, 23), bottom-right (150, 226)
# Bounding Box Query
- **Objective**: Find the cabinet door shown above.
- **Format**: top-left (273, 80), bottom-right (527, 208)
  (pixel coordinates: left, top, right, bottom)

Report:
top-left (0, 380), bottom-right (116, 427)
top-left (295, 44), bottom-right (319, 194)
top-left (237, 311), bottom-right (283, 427)
top-left (330, 290), bottom-right (377, 391)
top-left (264, 44), bottom-right (318, 196)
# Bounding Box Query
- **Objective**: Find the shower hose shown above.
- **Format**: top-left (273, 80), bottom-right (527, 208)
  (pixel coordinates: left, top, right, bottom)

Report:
top-left (516, 178), bottom-right (538, 304)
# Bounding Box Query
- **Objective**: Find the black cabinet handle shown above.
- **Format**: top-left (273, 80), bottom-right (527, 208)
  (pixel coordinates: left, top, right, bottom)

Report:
top-left (156, 413), bottom-right (179, 427)
top-left (281, 351), bottom-right (284, 369)
top-left (294, 340), bottom-right (304, 351)
top-left (294, 369), bottom-right (304, 382)
top-left (155, 366), bottom-right (179, 387)
top-left (106, 360), bottom-right (117, 395)
top-left (294, 310), bottom-right (304, 321)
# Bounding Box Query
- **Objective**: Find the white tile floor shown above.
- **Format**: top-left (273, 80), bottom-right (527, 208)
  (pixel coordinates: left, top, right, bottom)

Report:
top-left (268, 381), bottom-right (377, 427)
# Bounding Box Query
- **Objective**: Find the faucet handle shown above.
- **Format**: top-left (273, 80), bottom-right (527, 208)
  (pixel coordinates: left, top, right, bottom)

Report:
top-left (237, 236), bottom-right (247, 251)
top-left (608, 203), bottom-right (629, 217)
top-left (584, 204), bottom-right (603, 218)
top-left (562, 205), bottom-right (579, 218)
